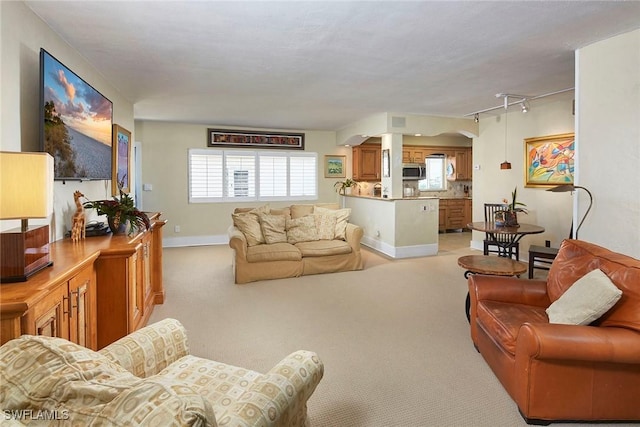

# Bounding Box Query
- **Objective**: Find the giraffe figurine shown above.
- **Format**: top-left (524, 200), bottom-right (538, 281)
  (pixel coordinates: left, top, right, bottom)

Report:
top-left (71, 190), bottom-right (86, 242)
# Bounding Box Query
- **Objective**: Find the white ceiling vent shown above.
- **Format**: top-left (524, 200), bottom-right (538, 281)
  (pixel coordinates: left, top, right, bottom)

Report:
top-left (391, 116), bottom-right (406, 128)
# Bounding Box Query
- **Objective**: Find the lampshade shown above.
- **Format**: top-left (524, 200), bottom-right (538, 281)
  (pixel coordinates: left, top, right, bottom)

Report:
top-left (0, 151), bottom-right (54, 220)
top-left (547, 184), bottom-right (593, 239)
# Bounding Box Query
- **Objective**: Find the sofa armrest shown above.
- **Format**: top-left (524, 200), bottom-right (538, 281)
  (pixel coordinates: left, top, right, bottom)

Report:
top-left (221, 350), bottom-right (324, 426)
top-left (228, 225), bottom-right (248, 260)
top-left (516, 323), bottom-right (640, 364)
top-left (469, 275), bottom-right (551, 307)
top-left (345, 223), bottom-right (363, 251)
top-left (99, 318), bottom-right (190, 378)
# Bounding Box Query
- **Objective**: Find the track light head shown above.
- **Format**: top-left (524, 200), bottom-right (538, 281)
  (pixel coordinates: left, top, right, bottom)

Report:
top-left (474, 113), bottom-right (479, 123)
top-left (520, 100), bottom-right (530, 113)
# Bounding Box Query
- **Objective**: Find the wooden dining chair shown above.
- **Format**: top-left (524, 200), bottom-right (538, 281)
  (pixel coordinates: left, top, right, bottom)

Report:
top-left (484, 203), bottom-right (520, 259)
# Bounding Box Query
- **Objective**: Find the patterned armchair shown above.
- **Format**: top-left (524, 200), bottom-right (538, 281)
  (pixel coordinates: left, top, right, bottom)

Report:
top-left (0, 319), bottom-right (324, 426)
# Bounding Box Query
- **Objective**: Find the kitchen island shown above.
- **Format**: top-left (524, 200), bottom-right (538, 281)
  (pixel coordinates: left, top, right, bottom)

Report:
top-left (342, 194), bottom-right (439, 258)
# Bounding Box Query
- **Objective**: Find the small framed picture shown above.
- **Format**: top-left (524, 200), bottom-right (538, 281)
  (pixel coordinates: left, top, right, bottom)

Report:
top-left (112, 124), bottom-right (131, 195)
top-left (382, 149), bottom-right (390, 177)
top-left (324, 155), bottom-right (346, 178)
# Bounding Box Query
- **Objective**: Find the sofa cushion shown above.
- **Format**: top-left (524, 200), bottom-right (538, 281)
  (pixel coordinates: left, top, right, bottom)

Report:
top-left (314, 206), bottom-right (351, 240)
top-left (295, 240), bottom-right (353, 257)
top-left (290, 203), bottom-right (339, 219)
top-left (259, 214), bottom-right (287, 244)
top-left (546, 268), bottom-right (622, 325)
top-left (477, 301), bottom-right (548, 355)
top-left (246, 242), bottom-right (301, 262)
top-left (286, 216), bottom-right (319, 244)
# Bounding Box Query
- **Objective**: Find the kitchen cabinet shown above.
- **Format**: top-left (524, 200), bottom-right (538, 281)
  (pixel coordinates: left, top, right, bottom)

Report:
top-left (439, 199), bottom-right (471, 231)
top-left (402, 148), bottom-right (425, 164)
top-left (447, 148), bottom-right (473, 181)
top-left (464, 198), bottom-right (473, 230)
top-left (353, 144), bottom-right (381, 181)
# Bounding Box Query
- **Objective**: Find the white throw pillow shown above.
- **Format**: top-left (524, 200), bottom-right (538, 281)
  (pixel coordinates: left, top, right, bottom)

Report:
top-left (546, 269), bottom-right (622, 325)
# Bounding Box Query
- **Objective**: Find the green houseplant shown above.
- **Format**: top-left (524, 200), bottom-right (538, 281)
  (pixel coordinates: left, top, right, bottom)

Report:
top-left (334, 178), bottom-right (358, 195)
top-left (83, 182), bottom-right (150, 235)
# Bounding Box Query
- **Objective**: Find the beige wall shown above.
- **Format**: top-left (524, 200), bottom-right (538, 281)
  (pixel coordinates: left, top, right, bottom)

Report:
top-left (135, 121), bottom-right (348, 246)
top-left (0, 1), bottom-right (134, 240)
top-left (576, 29), bottom-right (640, 258)
top-left (470, 91), bottom-right (576, 253)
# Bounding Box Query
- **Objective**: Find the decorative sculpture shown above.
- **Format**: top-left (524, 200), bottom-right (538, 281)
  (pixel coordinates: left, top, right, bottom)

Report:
top-left (71, 190), bottom-right (85, 242)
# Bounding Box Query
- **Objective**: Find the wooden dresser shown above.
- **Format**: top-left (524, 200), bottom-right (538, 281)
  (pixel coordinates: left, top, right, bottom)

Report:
top-left (0, 213), bottom-right (166, 350)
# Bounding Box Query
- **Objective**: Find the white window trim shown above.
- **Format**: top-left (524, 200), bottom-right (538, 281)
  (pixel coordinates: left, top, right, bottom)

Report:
top-left (189, 148), bottom-right (318, 203)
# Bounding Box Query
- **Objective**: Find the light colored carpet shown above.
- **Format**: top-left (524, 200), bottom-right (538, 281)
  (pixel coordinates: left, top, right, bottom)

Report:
top-left (149, 233), bottom-right (630, 427)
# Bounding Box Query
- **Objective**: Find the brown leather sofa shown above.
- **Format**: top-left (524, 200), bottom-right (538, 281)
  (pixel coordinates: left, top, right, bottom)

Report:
top-left (468, 239), bottom-right (640, 425)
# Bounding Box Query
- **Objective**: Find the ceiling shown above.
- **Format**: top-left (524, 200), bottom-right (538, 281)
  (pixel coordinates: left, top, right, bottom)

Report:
top-left (26, 1), bottom-right (640, 131)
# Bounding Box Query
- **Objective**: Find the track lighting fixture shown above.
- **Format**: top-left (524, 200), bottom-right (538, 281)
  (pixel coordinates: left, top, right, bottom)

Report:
top-left (520, 100), bottom-right (530, 113)
top-left (474, 113), bottom-right (479, 123)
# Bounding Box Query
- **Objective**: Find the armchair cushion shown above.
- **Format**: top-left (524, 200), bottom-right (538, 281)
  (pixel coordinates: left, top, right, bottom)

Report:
top-left (546, 268), bottom-right (622, 325)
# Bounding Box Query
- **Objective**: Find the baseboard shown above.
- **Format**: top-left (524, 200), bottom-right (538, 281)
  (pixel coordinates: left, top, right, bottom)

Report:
top-left (361, 236), bottom-right (438, 259)
top-left (163, 234), bottom-right (227, 248)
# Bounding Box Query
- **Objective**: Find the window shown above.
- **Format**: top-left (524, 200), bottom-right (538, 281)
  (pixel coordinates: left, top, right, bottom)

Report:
top-left (419, 155), bottom-right (445, 191)
top-left (189, 149), bottom-right (317, 203)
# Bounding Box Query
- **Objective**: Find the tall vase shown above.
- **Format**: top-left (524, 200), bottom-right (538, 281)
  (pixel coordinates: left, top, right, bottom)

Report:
top-left (108, 218), bottom-right (127, 235)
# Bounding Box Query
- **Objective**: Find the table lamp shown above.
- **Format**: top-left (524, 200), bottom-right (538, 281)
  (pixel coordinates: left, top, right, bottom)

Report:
top-left (547, 184), bottom-right (593, 239)
top-left (0, 151), bottom-right (55, 282)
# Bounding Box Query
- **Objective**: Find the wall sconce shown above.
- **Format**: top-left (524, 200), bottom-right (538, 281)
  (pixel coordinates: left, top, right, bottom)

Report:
top-left (0, 151), bottom-right (55, 282)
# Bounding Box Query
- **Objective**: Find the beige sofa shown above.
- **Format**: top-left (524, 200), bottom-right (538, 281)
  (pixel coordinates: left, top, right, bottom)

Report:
top-left (229, 203), bottom-right (364, 284)
top-left (0, 318), bottom-right (324, 426)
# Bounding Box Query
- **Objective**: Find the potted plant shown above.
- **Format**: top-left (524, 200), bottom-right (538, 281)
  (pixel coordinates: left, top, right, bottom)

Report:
top-left (334, 178), bottom-right (358, 195)
top-left (495, 186), bottom-right (528, 227)
top-left (83, 181), bottom-right (150, 235)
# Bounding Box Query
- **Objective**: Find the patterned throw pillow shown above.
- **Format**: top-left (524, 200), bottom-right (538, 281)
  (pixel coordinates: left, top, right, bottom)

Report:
top-left (286, 216), bottom-right (319, 244)
top-left (314, 206), bottom-right (351, 240)
top-left (231, 205), bottom-right (270, 246)
top-left (314, 214), bottom-right (338, 240)
top-left (259, 214), bottom-right (287, 244)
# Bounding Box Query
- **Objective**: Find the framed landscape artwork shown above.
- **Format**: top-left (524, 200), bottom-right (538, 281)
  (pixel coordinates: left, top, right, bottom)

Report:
top-left (524, 132), bottom-right (575, 188)
top-left (324, 155), bottom-right (346, 178)
top-left (112, 124), bottom-right (131, 195)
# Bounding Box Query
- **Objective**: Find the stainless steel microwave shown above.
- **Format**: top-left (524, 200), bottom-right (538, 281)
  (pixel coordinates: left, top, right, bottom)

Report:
top-left (402, 163), bottom-right (426, 180)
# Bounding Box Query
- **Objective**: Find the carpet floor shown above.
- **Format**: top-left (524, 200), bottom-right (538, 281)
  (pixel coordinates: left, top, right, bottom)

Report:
top-left (149, 233), bottom-right (632, 427)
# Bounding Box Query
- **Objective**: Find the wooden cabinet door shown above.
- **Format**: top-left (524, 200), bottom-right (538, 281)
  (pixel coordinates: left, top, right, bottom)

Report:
top-left (403, 149), bottom-right (424, 164)
top-left (446, 200), bottom-right (466, 230)
top-left (129, 249), bottom-right (143, 330)
top-left (359, 146), bottom-right (380, 180)
top-left (454, 150), bottom-right (469, 180)
top-left (68, 264), bottom-right (96, 349)
top-left (439, 205), bottom-right (447, 232)
top-left (464, 199), bottom-right (473, 230)
top-left (30, 284), bottom-right (69, 340)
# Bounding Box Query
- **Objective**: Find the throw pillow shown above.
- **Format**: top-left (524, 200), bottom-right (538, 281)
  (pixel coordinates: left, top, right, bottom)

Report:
top-left (314, 214), bottom-right (338, 240)
top-left (286, 216), bottom-right (319, 244)
top-left (314, 206), bottom-right (351, 240)
top-left (259, 214), bottom-right (287, 244)
top-left (232, 212), bottom-right (265, 246)
top-left (546, 268), bottom-right (622, 325)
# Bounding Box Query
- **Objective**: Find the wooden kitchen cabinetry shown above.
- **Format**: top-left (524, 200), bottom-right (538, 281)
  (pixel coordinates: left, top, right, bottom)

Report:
top-left (402, 148), bottom-right (425, 163)
top-left (439, 199), bottom-right (471, 232)
top-left (464, 198), bottom-right (473, 230)
top-left (352, 144), bottom-right (381, 181)
top-left (447, 148), bottom-right (473, 181)
top-left (0, 213), bottom-right (166, 350)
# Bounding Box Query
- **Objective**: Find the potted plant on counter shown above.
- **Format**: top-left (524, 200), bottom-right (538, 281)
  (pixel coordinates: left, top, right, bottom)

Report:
top-left (334, 178), bottom-right (358, 195)
top-left (83, 180), bottom-right (150, 235)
